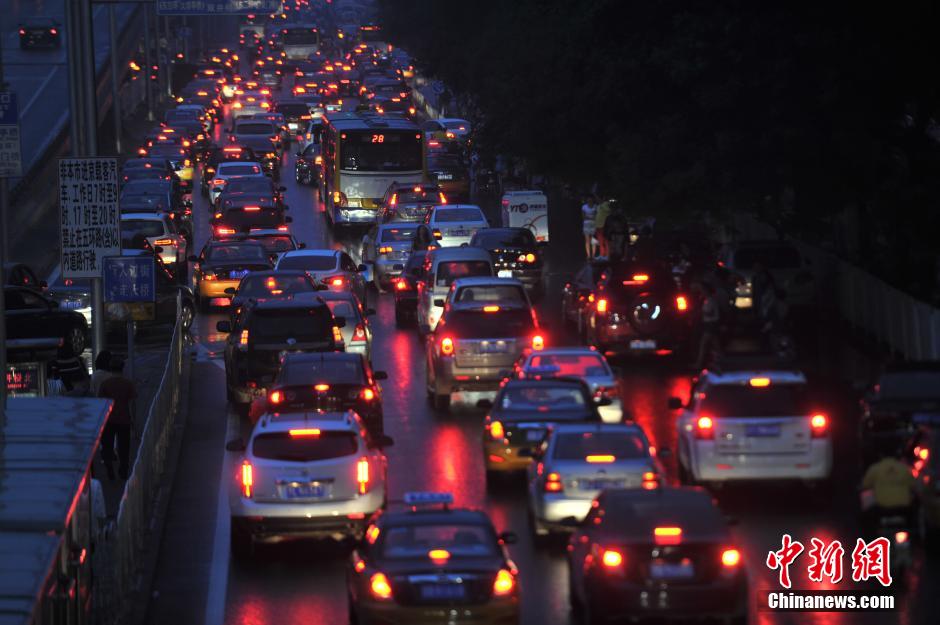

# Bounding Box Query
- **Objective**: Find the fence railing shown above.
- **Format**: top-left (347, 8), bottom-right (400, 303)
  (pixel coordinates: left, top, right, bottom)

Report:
top-left (732, 214), bottom-right (940, 361)
top-left (93, 310), bottom-right (186, 624)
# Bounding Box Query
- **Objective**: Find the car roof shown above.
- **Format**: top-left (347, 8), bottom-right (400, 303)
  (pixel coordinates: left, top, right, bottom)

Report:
top-left (250, 292), bottom-right (327, 310)
top-left (701, 369), bottom-right (807, 385)
top-left (549, 422), bottom-right (647, 438)
top-left (281, 249), bottom-right (339, 258)
top-left (526, 346), bottom-right (604, 357)
top-left (431, 203), bottom-right (483, 213)
top-left (597, 487), bottom-right (727, 539)
top-left (121, 212), bottom-right (167, 221)
top-left (380, 507), bottom-right (492, 527)
top-left (428, 247), bottom-right (492, 262)
top-left (500, 377), bottom-right (589, 392)
top-left (451, 276), bottom-right (524, 288)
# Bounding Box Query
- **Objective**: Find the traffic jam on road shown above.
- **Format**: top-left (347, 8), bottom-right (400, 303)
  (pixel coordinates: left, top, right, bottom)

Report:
top-left (3, 1), bottom-right (939, 625)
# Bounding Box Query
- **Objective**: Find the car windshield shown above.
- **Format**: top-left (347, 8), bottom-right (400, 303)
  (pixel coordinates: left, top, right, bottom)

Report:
top-left (121, 219), bottom-right (165, 238)
top-left (121, 195), bottom-right (169, 211)
top-left (379, 524), bottom-right (497, 559)
top-left (278, 254), bottom-right (337, 271)
top-left (474, 229), bottom-right (535, 248)
top-left (435, 261), bottom-right (491, 287)
top-left (220, 164), bottom-right (262, 176)
top-left (435, 207), bottom-right (484, 223)
top-left (283, 359), bottom-right (363, 385)
top-left (499, 384), bottom-right (588, 411)
top-left (527, 353), bottom-right (610, 378)
top-left (249, 235), bottom-right (295, 253)
top-left (236, 122), bottom-right (275, 135)
top-left (734, 245), bottom-right (801, 270)
top-left (443, 120), bottom-right (468, 131)
top-left (250, 307), bottom-right (333, 342)
top-left (441, 308), bottom-right (534, 339)
top-left (395, 188), bottom-right (438, 204)
top-left (282, 28), bottom-right (320, 45)
top-left (552, 431), bottom-right (647, 461)
top-left (225, 178), bottom-right (273, 194)
top-left (877, 371), bottom-right (940, 400)
top-left (699, 383), bottom-right (811, 417)
top-left (237, 275), bottom-right (313, 298)
top-left (454, 285), bottom-right (526, 304)
top-left (380, 226), bottom-right (417, 242)
top-left (251, 431), bottom-right (357, 462)
top-left (206, 244), bottom-right (266, 262)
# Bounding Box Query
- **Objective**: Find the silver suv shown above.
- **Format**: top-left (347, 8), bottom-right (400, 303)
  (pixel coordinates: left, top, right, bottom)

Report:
top-left (228, 410), bottom-right (393, 558)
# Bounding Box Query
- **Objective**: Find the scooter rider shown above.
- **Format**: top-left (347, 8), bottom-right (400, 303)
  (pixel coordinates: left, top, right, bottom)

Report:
top-left (861, 448), bottom-right (919, 535)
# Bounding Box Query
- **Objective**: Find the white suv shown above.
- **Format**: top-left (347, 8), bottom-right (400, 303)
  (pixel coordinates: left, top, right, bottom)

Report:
top-left (671, 369), bottom-right (832, 487)
top-left (228, 410), bottom-right (392, 557)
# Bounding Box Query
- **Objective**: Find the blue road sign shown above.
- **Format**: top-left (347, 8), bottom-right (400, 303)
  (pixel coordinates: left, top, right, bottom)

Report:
top-left (157, 1), bottom-right (282, 15)
top-left (103, 256), bottom-right (156, 303)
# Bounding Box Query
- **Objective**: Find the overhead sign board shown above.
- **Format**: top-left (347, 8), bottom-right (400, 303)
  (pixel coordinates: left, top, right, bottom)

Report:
top-left (156, 0), bottom-right (282, 15)
top-left (0, 91), bottom-right (22, 177)
top-left (58, 158), bottom-right (121, 278)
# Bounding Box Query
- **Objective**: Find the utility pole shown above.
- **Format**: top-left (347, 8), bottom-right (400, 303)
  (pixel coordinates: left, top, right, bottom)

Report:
top-left (143, 5), bottom-right (154, 121)
top-left (109, 3), bottom-right (122, 154)
top-left (0, 41), bottom-right (7, 427)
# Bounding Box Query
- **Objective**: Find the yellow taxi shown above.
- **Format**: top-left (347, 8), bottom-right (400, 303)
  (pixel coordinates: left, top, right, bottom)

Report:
top-left (191, 240), bottom-right (272, 310)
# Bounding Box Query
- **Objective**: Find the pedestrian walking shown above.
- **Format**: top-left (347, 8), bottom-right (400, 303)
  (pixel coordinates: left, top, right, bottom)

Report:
top-left (54, 349), bottom-right (89, 396)
top-left (694, 282), bottom-right (722, 370)
top-left (594, 197), bottom-right (613, 258)
top-left (98, 358), bottom-right (137, 480)
top-left (581, 193), bottom-right (598, 259)
top-left (90, 350), bottom-right (114, 397)
top-left (603, 200), bottom-right (629, 261)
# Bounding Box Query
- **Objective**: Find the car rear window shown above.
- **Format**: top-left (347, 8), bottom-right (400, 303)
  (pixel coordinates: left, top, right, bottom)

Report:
top-left (275, 103), bottom-right (310, 117)
top-left (699, 383), bottom-right (811, 417)
top-left (441, 308), bottom-right (534, 339)
top-left (251, 431), bottom-right (358, 461)
top-left (278, 254), bottom-right (337, 271)
top-left (225, 178), bottom-right (273, 194)
top-left (499, 384), bottom-right (588, 411)
top-left (237, 274), bottom-right (313, 298)
top-left (527, 353), bottom-right (610, 378)
top-left (206, 244), bottom-right (267, 262)
top-left (552, 431), bottom-right (647, 461)
top-left (473, 229), bottom-right (535, 248)
top-left (380, 226), bottom-right (417, 242)
top-left (379, 524), bottom-right (497, 559)
top-left (236, 122), bottom-right (275, 135)
top-left (283, 359), bottom-right (364, 385)
top-left (220, 164), bottom-right (262, 176)
top-left (121, 219), bottom-right (165, 238)
top-left (734, 245), bottom-right (801, 270)
top-left (453, 285), bottom-right (526, 304)
top-left (435, 261), bottom-right (491, 287)
top-left (435, 207), bottom-right (485, 223)
top-left (249, 235), bottom-right (295, 253)
top-left (250, 307), bottom-right (334, 343)
top-left (324, 300), bottom-right (360, 321)
top-left (395, 189), bottom-right (437, 204)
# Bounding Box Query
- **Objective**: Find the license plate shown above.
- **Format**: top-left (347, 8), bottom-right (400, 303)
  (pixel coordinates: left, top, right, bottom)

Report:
top-left (479, 342), bottom-right (507, 354)
top-left (629, 339), bottom-right (657, 350)
top-left (525, 429), bottom-right (544, 442)
top-left (449, 229), bottom-right (469, 236)
top-left (746, 423), bottom-right (781, 437)
top-left (230, 269), bottom-right (250, 279)
top-left (581, 479), bottom-right (625, 490)
top-left (650, 560), bottom-right (694, 579)
top-left (280, 481), bottom-right (325, 499)
top-left (437, 173), bottom-right (453, 180)
top-left (497, 270), bottom-right (513, 278)
top-left (61, 301), bottom-right (84, 310)
top-left (420, 584), bottom-right (465, 600)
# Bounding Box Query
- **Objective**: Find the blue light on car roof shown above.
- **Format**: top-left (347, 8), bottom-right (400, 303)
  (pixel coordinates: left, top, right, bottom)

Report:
top-left (524, 364), bottom-right (560, 375)
top-left (403, 492), bottom-right (454, 506)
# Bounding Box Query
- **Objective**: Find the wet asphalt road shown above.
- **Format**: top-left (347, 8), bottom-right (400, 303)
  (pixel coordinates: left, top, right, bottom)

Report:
top-left (143, 49), bottom-right (938, 625)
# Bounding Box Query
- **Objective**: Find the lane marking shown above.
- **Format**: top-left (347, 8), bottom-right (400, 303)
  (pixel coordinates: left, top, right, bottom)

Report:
top-left (204, 403), bottom-right (238, 625)
top-left (22, 65), bottom-right (62, 116)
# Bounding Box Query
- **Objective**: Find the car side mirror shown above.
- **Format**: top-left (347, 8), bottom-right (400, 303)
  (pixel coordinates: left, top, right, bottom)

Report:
top-left (39, 280), bottom-right (48, 289)
top-left (285, 216), bottom-right (293, 223)
top-left (373, 370), bottom-right (388, 380)
top-left (370, 434), bottom-right (394, 449)
top-left (216, 320), bottom-right (232, 333)
top-left (277, 186), bottom-right (287, 192)
top-left (433, 298), bottom-right (445, 307)
top-left (298, 242), bottom-right (307, 249)
top-left (364, 308), bottom-right (376, 316)
top-left (476, 399), bottom-right (493, 410)
top-left (667, 396), bottom-right (684, 410)
top-left (225, 438), bottom-right (246, 452)
top-left (334, 317), bottom-right (347, 328)
top-left (597, 397), bottom-right (613, 407)
top-left (188, 255), bottom-right (199, 262)
top-left (357, 263), bottom-right (368, 273)
top-left (498, 531), bottom-right (518, 545)
top-left (224, 287), bottom-right (237, 295)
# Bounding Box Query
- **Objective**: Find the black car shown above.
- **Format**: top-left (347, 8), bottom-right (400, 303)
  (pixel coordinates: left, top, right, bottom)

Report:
top-left (294, 141), bottom-right (321, 186)
top-left (859, 362), bottom-right (940, 467)
top-left (202, 145), bottom-right (259, 195)
top-left (273, 99), bottom-right (313, 139)
top-left (211, 195), bottom-right (290, 235)
top-left (392, 251), bottom-right (426, 327)
top-left (567, 487), bottom-right (747, 625)
top-left (4, 286), bottom-right (88, 357)
top-left (217, 177), bottom-right (286, 212)
top-left (217, 293), bottom-right (344, 412)
top-left (225, 269), bottom-right (320, 320)
top-left (19, 17), bottom-right (60, 49)
top-left (3, 263), bottom-right (45, 290)
top-left (380, 182), bottom-right (446, 223)
top-left (470, 228), bottom-right (544, 295)
top-left (582, 261), bottom-right (693, 357)
top-left (264, 351), bottom-right (388, 436)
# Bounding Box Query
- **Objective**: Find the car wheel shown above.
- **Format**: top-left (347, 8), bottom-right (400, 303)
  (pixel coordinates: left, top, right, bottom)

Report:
top-left (180, 301), bottom-right (196, 330)
top-left (66, 326), bottom-right (86, 356)
top-left (230, 521), bottom-right (253, 560)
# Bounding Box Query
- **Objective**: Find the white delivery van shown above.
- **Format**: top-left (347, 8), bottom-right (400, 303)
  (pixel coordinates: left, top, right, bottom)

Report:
top-left (500, 190), bottom-right (549, 244)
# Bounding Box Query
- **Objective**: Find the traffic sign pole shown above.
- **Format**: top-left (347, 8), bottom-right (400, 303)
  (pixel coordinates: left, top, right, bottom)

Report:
top-left (109, 4), bottom-right (123, 155)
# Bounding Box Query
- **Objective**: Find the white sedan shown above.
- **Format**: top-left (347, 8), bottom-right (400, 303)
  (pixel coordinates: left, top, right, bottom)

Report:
top-left (425, 204), bottom-right (488, 247)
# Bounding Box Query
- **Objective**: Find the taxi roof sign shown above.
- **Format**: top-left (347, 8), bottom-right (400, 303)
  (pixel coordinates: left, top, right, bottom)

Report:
top-left (403, 492), bottom-right (454, 506)
top-left (523, 364), bottom-right (561, 376)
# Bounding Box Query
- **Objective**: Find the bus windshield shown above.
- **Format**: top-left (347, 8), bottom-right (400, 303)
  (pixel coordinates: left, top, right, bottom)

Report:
top-left (282, 28), bottom-right (319, 46)
top-left (340, 130), bottom-right (422, 172)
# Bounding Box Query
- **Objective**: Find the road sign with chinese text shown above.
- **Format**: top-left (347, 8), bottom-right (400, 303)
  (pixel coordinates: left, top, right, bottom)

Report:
top-left (0, 92), bottom-right (22, 177)
top-left (104, 255), bottom-right (156, 321)
top-left (58, 158), bottom-right (122, 278)
top-left (157, 0), bottom-right (282, 15)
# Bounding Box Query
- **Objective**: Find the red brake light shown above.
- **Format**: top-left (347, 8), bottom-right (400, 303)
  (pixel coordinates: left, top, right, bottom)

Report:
top-left (440, 337), bottom-right (454, 356)
top-left (394, 278), bottom-right (409, 291)
top-left (239, 329), bottom-right (249, 346)
top-left (488, 420), bottom-right (505, 440)
top-left (369, 572), bottom-right (392, 600)
top-left (269, 389), bottom-right (283, 404)
top-left (389, 193), bottom-right (397, 206)
top-left (314, 384), bottom-right (330, 392)
top-left (676, 295), bottom-right (689, 311)
top-left (352, 324), bottom-right (367, 342)
top-left (654, 527), bottom-right (683, 545)
top-left (585, 455), bottom-right (615, 464)
top-left (596, 298), bottom-right (608, 313)
top-left (439, 192), bottom-right (447, 204)
top-left (361, 387), bottom-right (376, 401)
top-left (483, 305), bottom-right (500, 313)
top-left (492, 569), bottom-right (516, 596)
top-left (531, 334), bottom-right (545, 351)
top-left (357, 457), bottom-right (371, 494)
top-left (243, 206), bottom-right (261, 212)
top-left (544, 472), bottom-right (563, 492)
top-left (721, 548), bottom-right (741, 567)
top-left (810, 413), bottom-right (828, 438)
top-left (428, 549), bottom-right (450, 564)
top-left (601, 549), bottom-right (623, 568)
top-left (289, 428), bottom-right (322, 438)
top-left (749, 377), bottom-right (771, 387)
top-left (240, 460), bottom-right (253, 498)
top-left (695, 415), bottom-right (714, 439)
top-left (329, 277), bottom-right (345, 287)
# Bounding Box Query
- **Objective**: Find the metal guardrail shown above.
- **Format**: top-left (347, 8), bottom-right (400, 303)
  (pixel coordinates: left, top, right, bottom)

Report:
top-left (93, 305), bottom-right (185, 624)
top-left (732, 214), bottom-right (940, 361)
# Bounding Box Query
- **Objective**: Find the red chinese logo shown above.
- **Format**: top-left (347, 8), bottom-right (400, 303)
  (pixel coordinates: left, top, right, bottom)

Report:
top-left (766, 534), bottom-right (805, 589)
top-left (806, 538), bottom-right (845, 585)
top-left (850, 537), bottom-right (892, 587)
top-left (766, 535), bottom-right (893, 588)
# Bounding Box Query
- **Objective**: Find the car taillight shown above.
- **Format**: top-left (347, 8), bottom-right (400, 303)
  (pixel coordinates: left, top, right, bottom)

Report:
top-left (596, 298), bottom-right (608, 313)
top-left (352, 323), bottom-right (367, 342)
top-left (388, 193), bottom-right (397, 206)
top-left (488, 419), bottom-right (505, 441)
top-left (531, 334), bottom-right (545, 351)
top-left (394, 278), bottom-right (410, 291)
top-left (492, 569), bottom-right (516, 596)
top-left (154, 238), bottom-right (175, 246)
top-left (268, 389), bottom-right (283, 404)
top-left (654, 526), bottom-right (683, 546)
top-left (50, 28), bottom-right (58, 35)
top-left (695, 415), bottom-right (714, 440)
top-left (361, 387), bottom-right (376, 401)
top-left (369, 572), bottom-right (393, 600)
top-left (357, 457), bottom-right (370, 494)
top-left (440, 336), bottom-right (454, 356)
top-left (641, 471), bottom-right (659, 490)
top-left (239, 329), bottom-right (249, 346)
top-left (601, 548), bottom-right (623, 569)
top-left (240, 460), bottom-right (253, 498)
top-left (439, 192), bottom-right (447, 204)
top-left (216, 227), bottom-right (236, 235)
top-left (676, 295), bottom-right (689, 312)
top-left (378, 246), bottom-right (393, 254)
top-left (314, 155), bottom-right (323, 165)
top-left (810, 413), bottom-right (828, 438)
top-left (544, 472), bottom-right (563, 492)
top-left (595, 385), bottom-right (620, 400)
top-left (721, 548), bottom-right (741, 567)
top-left (895, 531), bottom-right (909, 544)
top-left (518, 252), bottom-right (536, 263)
top-left (332, 326), bottom-right (344, 344)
